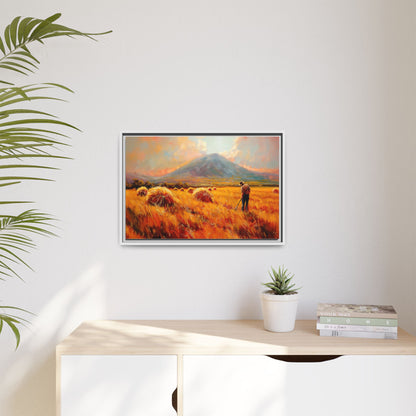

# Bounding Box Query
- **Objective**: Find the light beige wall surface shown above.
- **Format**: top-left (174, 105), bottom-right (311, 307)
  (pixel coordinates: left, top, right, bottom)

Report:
top-left (0, 1), bottom-right (415, 415)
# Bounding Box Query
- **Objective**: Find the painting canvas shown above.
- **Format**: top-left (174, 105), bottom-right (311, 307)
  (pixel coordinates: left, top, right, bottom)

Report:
top-left (121, 134), bottom-right (283, 245)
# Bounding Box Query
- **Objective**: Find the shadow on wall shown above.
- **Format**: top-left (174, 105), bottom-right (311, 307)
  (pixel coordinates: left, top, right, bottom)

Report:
top-left (0, 264), bottom-right (106, 416)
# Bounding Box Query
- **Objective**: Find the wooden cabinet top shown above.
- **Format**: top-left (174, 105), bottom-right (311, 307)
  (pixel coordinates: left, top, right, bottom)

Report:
top-left (56, 320), bottom-right (416, 356)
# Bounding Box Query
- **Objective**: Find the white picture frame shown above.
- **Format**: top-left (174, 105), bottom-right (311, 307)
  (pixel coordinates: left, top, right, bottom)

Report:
top-left (120, 133), bottom-right (284, 246)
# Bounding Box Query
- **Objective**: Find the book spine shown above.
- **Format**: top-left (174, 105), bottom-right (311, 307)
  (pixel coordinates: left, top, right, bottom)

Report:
top-left (316, 323), bottom-right (398, 333)
top-left (317, 311), bottom-right (397, 319)
top-left (318, 316), bottom-right (398, 327)
top-left (319, 330), bottom-right (398, 339)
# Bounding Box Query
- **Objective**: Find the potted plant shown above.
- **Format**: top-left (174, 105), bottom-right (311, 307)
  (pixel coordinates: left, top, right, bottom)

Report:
top-left (261, 266), bottom-right (300, 332)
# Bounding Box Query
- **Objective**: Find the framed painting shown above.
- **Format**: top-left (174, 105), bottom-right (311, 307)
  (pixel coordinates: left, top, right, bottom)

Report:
top-left (120, 133), bottom-right (284, 245)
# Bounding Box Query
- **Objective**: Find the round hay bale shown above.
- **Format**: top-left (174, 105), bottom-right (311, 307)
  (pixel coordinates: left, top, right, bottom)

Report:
top-left (188, 188), bottom-right (194, 194)
top-left (208, 188), bottom-right (212, 191)
top-left (213, 187), bottom-right (216, 190)
top-left (273, 188), bottom-right (279, 193)
top-left (180, 188), bottom-right (185, 191)
top-left (136, 186), bottom-right (148, 196)
top-left (193, 188), bottom-right (213, 203)
top-left (146, 187), bottom-right (175, 207)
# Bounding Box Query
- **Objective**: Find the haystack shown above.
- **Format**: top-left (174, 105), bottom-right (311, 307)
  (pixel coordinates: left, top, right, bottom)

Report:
top-left (193, 188), bottom-right (213, 202)
top-left (273, 188), bottom-right (279, 193)
top-left (146, 187), bottom-right (176, 207)
top-left (136, 186), bottom-right (148, 196)
top-left (180, 188), bottom-right (185, 191)
top-left (188, 188), bottom-right (194, 194)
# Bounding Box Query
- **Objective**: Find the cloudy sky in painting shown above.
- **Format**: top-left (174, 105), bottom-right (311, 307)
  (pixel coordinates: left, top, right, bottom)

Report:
top-left (125, 136), bottom-right (280, 177)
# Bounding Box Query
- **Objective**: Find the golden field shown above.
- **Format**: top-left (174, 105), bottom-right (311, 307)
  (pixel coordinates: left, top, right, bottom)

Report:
top-left (125, 186), bottom-right (279, 240)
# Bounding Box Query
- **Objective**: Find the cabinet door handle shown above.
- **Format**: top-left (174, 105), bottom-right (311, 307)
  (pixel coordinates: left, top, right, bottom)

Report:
top-left (172, 387), bottom-right (178, 413)
top-left (267, 355), bottom-right (342, 363)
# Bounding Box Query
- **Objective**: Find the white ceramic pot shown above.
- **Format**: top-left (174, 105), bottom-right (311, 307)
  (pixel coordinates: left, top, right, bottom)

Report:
top-left (261, 291), bottom-right (299, 332)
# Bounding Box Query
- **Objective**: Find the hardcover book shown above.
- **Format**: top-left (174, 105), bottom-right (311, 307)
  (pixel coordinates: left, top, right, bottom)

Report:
top-left (316, 323), bottom-right (398, 334)
top-left (318, 316), bottom-right (398, 327)
top-left (317, 303), bottom-right (397, 319)
top-left (319, 329), bottom-right (398, 340)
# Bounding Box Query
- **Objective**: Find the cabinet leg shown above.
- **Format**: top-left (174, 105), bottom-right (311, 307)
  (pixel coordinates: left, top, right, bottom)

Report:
top-left (177, 354), bottom-right (183, 415)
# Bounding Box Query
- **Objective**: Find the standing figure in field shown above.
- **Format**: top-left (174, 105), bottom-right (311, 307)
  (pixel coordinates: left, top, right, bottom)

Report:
top-left (240, 181), bottom-right (251, 211)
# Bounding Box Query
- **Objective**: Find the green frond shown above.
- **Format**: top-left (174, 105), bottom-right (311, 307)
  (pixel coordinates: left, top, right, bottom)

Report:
top-left (0, 13), bottom-right (111, 81)
top-left (0, 210), bottom-right (56, 280)
top-left (0, 305), bottom-right (33, 349)
top-left (0, 109), bottom-right (57, 119)
top-left (0, 13), bottom-right (111, 349)
top-left (0, 82), bottom-right (76, 181)
top-left (0, 200), bottom-right (32, 204)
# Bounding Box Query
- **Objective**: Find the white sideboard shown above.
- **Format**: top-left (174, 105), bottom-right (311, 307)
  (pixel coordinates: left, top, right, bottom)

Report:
top-left (56, 320), bottom-right (416, 416)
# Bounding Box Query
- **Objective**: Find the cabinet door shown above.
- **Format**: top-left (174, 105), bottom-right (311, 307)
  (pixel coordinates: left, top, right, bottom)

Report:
top-left (183, 355), bottom-right (287, 416)
top-left (183, 355), bottom-right (416, 416)
top-left (61, 355), bottom-right (177, 416)
top-left (285, 355), bottom-right (416, 416)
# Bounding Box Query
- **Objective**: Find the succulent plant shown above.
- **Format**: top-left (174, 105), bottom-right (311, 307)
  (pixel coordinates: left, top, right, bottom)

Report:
top-left (263, 266), bottom-right (300, 295)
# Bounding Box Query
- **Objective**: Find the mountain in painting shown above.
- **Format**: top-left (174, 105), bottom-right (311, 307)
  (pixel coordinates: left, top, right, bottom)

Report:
top-left (127, 153), bottom-right (278, 186)
top-left (160, 153), bottom-right (268, 182)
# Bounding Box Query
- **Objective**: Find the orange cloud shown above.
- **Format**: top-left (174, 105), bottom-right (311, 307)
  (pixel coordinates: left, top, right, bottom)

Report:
top-left (125, 136), bottom-right (206, 177)
top-left (221, 136), bottom-right (280, 171)
top-left (240, 165), bottom-right (279, 175)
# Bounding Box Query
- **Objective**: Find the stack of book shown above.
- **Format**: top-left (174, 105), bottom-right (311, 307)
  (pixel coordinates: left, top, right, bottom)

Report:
top-left (317, 303), bottom-right (398, 339)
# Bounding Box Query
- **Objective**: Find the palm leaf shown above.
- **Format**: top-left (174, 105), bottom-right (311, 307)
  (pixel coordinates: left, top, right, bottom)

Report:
top-left (0, 13), bottom-right (111, 81)
top-left (0, 306), bottom-right (33, 349)
top-left (0, 14), bottom-right (110, 349)
top-left (0, 210), bottom-right (55, 278)
top-left (0, 83), bottom-right (76, 178)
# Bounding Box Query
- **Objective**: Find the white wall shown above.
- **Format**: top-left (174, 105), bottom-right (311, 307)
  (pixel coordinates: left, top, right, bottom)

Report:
top-left (0, 1), bottom-right (415, 415)
top-left (382, 0), bottom-right (416, 343)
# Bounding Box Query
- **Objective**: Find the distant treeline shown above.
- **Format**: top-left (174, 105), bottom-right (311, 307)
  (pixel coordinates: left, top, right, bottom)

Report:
top-left (127, 180), bottom-right (193, 190)
top-left (126, 179), bottom-right (278, 189)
